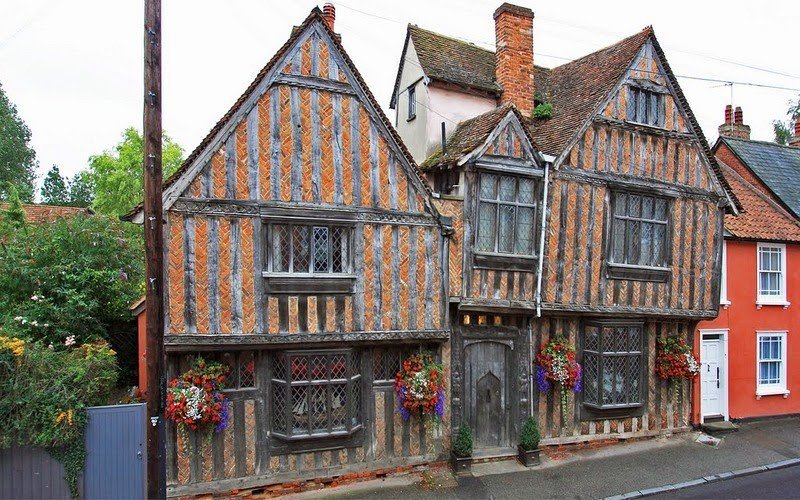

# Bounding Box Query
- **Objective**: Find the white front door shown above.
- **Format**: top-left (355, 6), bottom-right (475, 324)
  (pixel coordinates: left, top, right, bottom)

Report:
top-left (700, 335), bottom-right (725, 418)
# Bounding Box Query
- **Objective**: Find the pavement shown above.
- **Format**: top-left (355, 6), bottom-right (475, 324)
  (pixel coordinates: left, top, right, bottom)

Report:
top-left (286, 417), bottom-right (800, 499)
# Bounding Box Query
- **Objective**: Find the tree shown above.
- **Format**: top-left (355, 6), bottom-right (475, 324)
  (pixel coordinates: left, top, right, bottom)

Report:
top-left (67, 171), bottom-right (94, 208)
top-left (0, 83), bottom-right (37, 202)
top-left (0, 184), bottom-right (27, 234)
top-left (88, 127), bottom-right (183, 216)
top-left (40, 165), bottom-right (69, 205)
top-left (773, 97), bottom-right (800, 145)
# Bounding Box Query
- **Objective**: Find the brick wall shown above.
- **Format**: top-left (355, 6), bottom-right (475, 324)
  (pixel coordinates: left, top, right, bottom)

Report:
top-left (494, 3), bottom-right (535, 116)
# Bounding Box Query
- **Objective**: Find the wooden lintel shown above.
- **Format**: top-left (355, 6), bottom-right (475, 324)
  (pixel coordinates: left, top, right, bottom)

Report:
top-left (540, 302), bottom-right (719, 319)
top-left (273, 73), bottom-right (357, 96)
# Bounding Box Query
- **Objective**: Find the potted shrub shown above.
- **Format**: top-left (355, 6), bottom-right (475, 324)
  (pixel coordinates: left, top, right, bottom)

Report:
top-left (518, 417), bottom-right (541, 467)
top-left (451, 424), bottom-right (473, 473)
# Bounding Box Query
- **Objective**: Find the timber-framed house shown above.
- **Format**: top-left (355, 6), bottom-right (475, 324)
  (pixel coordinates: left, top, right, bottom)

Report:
top-left (391, 3), bottom-right (739, 450)
top-left (127, 7), bottom-right (450, 496)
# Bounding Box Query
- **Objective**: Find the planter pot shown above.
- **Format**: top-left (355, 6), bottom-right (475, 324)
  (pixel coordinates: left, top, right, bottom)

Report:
top-left (517, 445), bottom-right (541, 467)
top-left (451, 452), bottom-right (472, 473)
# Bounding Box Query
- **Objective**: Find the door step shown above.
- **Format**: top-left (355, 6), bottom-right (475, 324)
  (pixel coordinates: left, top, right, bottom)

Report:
top-left (701, 420), bottom-right (739, 435)
top-left (471, 447), bottom-right (518, 464)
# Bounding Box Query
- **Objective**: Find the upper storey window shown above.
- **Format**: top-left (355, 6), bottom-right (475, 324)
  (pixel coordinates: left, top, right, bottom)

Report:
top-left (626, 85), bottom-right (665, 128)
top-left (757, 243), bottom-right (787, 305)
top-left (476, 173), bottom-right (538, 259)
top-left (608, 192), bottom-right (671, 281)
top-left (407, 84), bottom-right (416, 121)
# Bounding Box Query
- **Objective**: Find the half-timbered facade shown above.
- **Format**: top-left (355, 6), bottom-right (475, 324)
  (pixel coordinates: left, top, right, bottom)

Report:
top-left (395, 3), bottom-right (738, 451)
top-left (128, 7), bottom-right (449, 496)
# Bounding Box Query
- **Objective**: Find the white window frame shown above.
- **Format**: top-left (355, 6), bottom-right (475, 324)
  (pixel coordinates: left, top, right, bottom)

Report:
top-left (720, 241), bottom-right (730, 308)
top-left (756, 242), bottom-right (789, 307)
top-left (756, 331), bottom-right (789, 398)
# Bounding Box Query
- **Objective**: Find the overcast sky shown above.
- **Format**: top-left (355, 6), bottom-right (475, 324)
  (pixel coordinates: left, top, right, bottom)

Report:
top-left (2, 0), bottom-right (799, 189)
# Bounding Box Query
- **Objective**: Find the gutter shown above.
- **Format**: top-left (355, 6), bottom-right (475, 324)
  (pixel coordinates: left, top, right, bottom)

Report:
top-left (535, 160), bottom-right (552, 318)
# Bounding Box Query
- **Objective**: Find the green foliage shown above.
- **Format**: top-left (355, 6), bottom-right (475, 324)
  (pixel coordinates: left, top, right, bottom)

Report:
top-left (519, 416), bottom-right (540, 451)
top-left (41, 165), bottom-right (70, 205)
top-left (0, 214), bottom-right (143, 347)
top-left (0, 83), bottom-right (37, 202)
top-left (1, 185), bottom-right (27, 234)
top-left (533, 102), bottom-right (553, 119)
top-left (773, 96), bottom-right (800, 145)
top-left (88, 127), bottom-right (183, 216)
top-left (452, 423), bottom-right (473, 458)
top-left (0, 337), bottom-right (118, 497)
top-left (40, 165), bottom-right (94, 208)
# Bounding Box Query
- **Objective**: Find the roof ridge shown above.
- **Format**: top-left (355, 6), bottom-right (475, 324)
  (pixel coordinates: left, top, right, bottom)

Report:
top-left (718, 159), bottom-right (800, 225)
top-left (723, 135), bottom-right (800, 151)
top-left (408, 24), bottom-right (494, 54)
top-left (549, 26), bottom-right (651, 72)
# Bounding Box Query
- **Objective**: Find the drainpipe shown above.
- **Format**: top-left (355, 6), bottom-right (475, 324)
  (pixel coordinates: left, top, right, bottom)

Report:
top-left (535, 160), bottom-right (551, 318)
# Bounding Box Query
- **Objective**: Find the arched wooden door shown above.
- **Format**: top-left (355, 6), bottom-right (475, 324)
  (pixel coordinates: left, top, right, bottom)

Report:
top-left (464, 341), bottom-right (511, 449)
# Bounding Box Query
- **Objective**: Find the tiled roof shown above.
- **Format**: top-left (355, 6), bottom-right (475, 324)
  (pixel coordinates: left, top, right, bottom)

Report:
top-left (392, 25), bottom-right (550, 106)
top-left (420, 103), bottom-right (520, 169)
top-left (719, 160), bottom-right (800, 242)
top-left (528, 28), bottom-right (652, 156)
top-left (0, 203), bottom-right (93, 224)
top-left (719, 137), bottom-right (800, 219)
top-left (125, 8), bottom-right (432, 221)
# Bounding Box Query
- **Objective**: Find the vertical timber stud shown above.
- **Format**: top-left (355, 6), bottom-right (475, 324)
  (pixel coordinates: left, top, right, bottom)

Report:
top-left (144, 0), bottom-right (166, 497)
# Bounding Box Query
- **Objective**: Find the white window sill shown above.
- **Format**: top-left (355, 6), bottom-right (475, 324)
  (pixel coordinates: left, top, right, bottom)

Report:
top-left (756, 388), bottom-right (790, 399)
top-left (720, 299), bottom-right (731, 309)
top-left (756, 300), bottom-right (790, 310)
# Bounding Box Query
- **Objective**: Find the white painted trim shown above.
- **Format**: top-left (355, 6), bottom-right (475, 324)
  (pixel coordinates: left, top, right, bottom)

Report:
top-left (756, 330), bottom-right (789, 398)
top-left (720, 241), bottom-right (729, 305)
top-left (757, 242), bottom-right (787, 304)
top-left (700, 329), bottom-right (729, 422)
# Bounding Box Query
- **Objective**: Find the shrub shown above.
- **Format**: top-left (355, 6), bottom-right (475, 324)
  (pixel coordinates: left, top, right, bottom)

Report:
top-left (0, 213), bottom-right (143, 347)
top-left (519, 416), bottom-right (540, 451)
top-left (452, 423), bottom-right (473, 458)
top-left (533, 102), bottom-right (553, 119)
top-left (0, 335), bottom-right (118, 497)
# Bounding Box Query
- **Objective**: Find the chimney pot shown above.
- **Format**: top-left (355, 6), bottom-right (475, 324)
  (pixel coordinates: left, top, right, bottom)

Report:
top-left (718, 105), bottom-right (750, 140)
top-left (724, 104), bottom-right (733, 124)
top-left (790, 118), bottom-right (800, 147)
top-left (493, 3), bottom-right (535, 116)
top-left (322, 3), bottom-right (335, 31)
top-left (734, 106), bottom-right (743, 125)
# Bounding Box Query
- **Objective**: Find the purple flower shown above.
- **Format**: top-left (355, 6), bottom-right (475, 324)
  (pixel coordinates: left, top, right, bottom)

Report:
top-left (397, 387), bottom-right (411, 421)
top-left (536, 365), bottom-right (551, 393)
top-left (435, 388), bottom-right (445, 417)
top-left (214, 395), bottom-right (230, 433)
top-left (573, 363), bottom-right (582, 393)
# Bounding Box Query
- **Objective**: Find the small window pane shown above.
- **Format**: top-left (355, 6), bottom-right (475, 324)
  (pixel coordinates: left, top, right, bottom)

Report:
top-left (480, 174), bottom-right (497, 199)
top-left (498, 205), bottom-right (515, 253)
top-left (615, 193), bottom-right (628, 215)
top-left (499, 176), bottom-right (516, 202)
top-left (518, 178), bottom-right (535, 204)
top-left (331, 226), bottom-right (347, 273)
top-left (641, 196), bottom-right (654, 220)
top-left (655, 198), bottom-right (667, 221)
top-left (272, 225), bottom-right (291, 272)
top-left (292, 226), bottom-right (310, 272)
top-left (477, 203), bottom-right (497, 252)
top-left (514, 207), bottom-right (535, 255)
top-left (628, 195), bottom-right (641, 218)
top-left (627, 88), bottom-right (638, 121)
top-left (312, 226), bottom-right (329, 272)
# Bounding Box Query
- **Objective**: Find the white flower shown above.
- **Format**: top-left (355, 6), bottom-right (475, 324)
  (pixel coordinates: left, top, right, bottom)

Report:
top-left (13, 316), bottom-right (23, 322)
top-left (48, 343), bottom-right (54, 349)
top-left (30, 320), bottom-right (38, 327)
top-left (64, 335), bottom-right (76, 347)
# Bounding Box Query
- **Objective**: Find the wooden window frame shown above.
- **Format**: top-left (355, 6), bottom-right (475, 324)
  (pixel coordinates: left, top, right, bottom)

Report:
top-left (606, 190), bottom-right (672, 282)
top-left (756, 331), bottom-right (788, 397)
top-left (270, 349), bottom-right (363, 446)
top-left (473, 170), bottom-right (539, 271)
top-left (579, 320), bottom-right (646, 420)
top-left (626, 83), bottom-right (666, 129)
top-left (263, 222), bottom-right (355, 294)
top-left (407, 84), bottom-right (416, 121)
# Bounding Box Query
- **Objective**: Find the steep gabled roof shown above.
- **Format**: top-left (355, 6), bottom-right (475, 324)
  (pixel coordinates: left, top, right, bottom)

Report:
top-left (0, 203), bottom-right (93, 224)
top-left (528, 28), bottom-right (652, 156)
top-left (716, 136), bottom-right (800, 219)
top-left (125, 8), bottom-right (432, 222)
top-left (390, 25), bottom-right (550, 108)
top-left (719, 160), bottom-right (800, 242)
top-left (420, 103), bottom-right (540, 170)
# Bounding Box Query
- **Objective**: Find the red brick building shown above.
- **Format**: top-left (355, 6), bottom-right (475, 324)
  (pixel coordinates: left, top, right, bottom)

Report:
top-left (694, 107), bottom-right (800, 423)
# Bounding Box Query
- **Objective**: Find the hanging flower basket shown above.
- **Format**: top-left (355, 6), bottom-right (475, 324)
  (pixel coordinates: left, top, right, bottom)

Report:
top-left (394, 352), bottom-right (446, 421)
top-left (535, 337), bottom-right (582, 426)
top-left (165, 357), bottom-right (231, 448)
top-left (655, 337), bottom-right (699, 399)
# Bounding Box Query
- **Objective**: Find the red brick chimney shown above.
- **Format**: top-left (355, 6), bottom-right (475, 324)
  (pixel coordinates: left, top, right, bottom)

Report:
top-left (322, 3), bottom-right (336, 31)
top-left (718, 104), bottom-right (751, 140)
top-left (494, 3), bottom-right (535, 116)
top-left (789, 118), bottom-right (800, 147)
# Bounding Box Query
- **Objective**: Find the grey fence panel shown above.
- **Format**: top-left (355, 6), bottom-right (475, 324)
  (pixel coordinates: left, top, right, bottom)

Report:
top-left (84, 403), bottom-right (145, 500)
top-left (0, 446), bottom-right (72, 499)
top-left (0, 403), bottom-right (145, 500)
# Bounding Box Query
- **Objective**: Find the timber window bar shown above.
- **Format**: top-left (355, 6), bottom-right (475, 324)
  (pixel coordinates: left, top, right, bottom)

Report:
top-left (264, 223), bottom-right (355, 293)
top-left (582, 322), bottom-right (644, 415)
top-left (607, 191), bottom-right (671, 281)
top-left (474, 172), bottom-right (538, 269)
top-left (626, 84), bottom-right (666, 128)
top-left (271, 349), bottom-right (362, 440)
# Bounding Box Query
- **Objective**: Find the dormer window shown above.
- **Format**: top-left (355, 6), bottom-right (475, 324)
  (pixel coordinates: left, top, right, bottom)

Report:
top-left (626, 84), bottom-right (665, 128)
top-left (407, 85), bottom-right (416, 121)
top-left (475, 173), bottom-right (538, 260)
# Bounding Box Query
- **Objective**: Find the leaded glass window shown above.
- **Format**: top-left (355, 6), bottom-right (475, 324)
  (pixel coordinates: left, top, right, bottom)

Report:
top-left (268, 223), bottom-right (351, 275)
top-left (583, 323), bottom-right (643, 409)
top-left (610, 192), bottom-right (669, 268)
top-left (271, 350), bottom-right (362, 439)
top-left (626, 86), bottom-right (665, 127)
top-left (475, 173), bottom-right (537, 256)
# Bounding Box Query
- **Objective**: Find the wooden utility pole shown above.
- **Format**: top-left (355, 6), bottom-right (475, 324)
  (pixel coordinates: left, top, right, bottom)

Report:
top-left (143, 0), bottom-right (166, 497)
